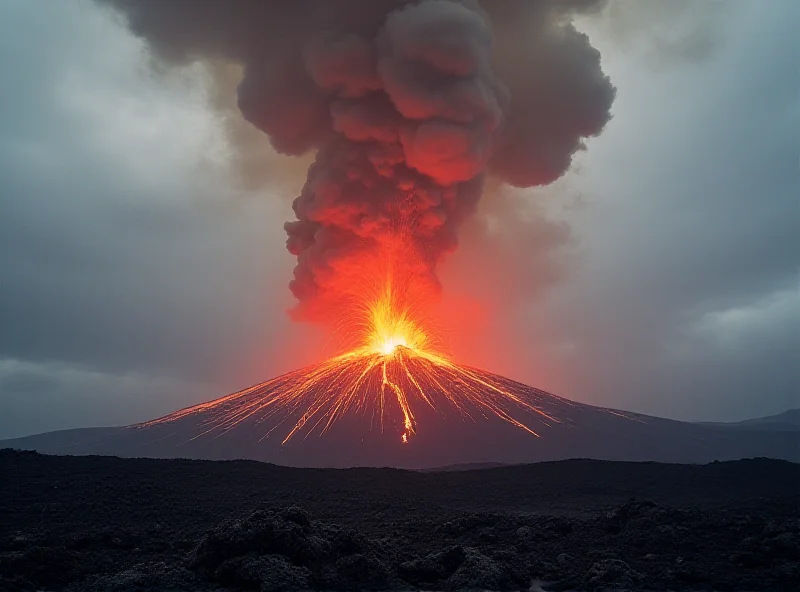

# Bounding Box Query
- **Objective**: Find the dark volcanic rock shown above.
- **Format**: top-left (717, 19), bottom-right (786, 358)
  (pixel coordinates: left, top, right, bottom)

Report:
top-left (70, 561), bottom-right (199, 592)
top-left (329, 526), bottom-right (368, 555)
top-left (515, 525), bottom-right (533, 541)
top-left (192, 507), bottom-right (396, 591)
top-left (446, 547), bottom-right (528, 591)
top-left (215, 553), bottom-right (311, 591)
top-left (193, 507), bottom-right (329, 574)
top-left (0, 546), bottom-right (89, 590)
top-left (331, 552), bottom-right (391, 589)
top-left (604, 498), bottom-right (667, 534)
top-left (584, 558), bottom-right (643, 590)
top-left (2, 451), bottom-right (799, 591)
top-left (399, 545), bottom-right (527, 591)
top-left (399, 545), bottom-right (466, 585)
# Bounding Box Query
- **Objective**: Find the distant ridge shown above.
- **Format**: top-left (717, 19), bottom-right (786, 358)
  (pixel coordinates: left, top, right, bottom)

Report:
top-left (419, 461), bottom-right (512, 472)
top-left (697, 409), bottom-right (800, 432)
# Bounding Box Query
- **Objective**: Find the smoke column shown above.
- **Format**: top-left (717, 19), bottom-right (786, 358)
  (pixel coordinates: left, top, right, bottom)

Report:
top-left (101, 0), bottom-right (615, 335)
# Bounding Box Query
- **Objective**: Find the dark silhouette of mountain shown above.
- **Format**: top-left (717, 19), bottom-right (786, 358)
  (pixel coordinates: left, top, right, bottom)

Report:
top-left (1, 358), bottom-right (798, 467)
top-left (697, 409), bottom-right (800, 432)
top-left (739, 408), bottom-right (800, 426)
top-left (420, 461), bottom-right (512, 472)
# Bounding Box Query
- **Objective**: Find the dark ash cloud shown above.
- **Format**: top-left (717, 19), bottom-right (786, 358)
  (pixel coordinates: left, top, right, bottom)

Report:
top-left (100, 0), bottom-right (615, 324)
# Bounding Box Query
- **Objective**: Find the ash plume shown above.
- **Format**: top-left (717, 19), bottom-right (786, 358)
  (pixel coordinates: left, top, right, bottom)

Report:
top-left (100, 0), bottom-right (615, 323)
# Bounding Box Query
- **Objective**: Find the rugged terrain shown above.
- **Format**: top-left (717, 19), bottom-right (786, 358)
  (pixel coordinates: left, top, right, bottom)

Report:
top-left (1, 450), bottom-right (798, 591)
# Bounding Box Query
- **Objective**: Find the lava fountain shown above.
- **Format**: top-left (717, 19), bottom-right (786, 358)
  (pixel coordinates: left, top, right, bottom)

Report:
top-left (141, 247), bottom-right (564, 446)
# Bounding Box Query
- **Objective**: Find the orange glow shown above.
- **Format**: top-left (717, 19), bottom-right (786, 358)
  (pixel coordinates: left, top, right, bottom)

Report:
top-left (137, 220), bottom-right (619, 447)
top-left (139, 253), bottom-right (574, 445)
top-left (363, 283), bottom-right (428, 357)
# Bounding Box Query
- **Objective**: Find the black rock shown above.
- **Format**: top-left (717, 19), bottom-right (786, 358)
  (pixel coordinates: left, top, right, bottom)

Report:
top-left (280, 506), bottom-right (312, 529)
top-left (584, 558), bottom-right (643, 591)
top-left (334, 552), bottom-right (390, 589)
top-left (69, 561), bottom-right (198, 592)
top-left (515, 526), bottom-right (533, 540)
top-left (446, 547), bottom-right (528, 591)
top-left (0, 546), bottom-right (87, 589)
top-left (215, 553), bottom-right (310, 592)
top-left (398, 545), bottom-right (465, 585)
top-left (3, 452), bottom-right (798, 592)
top-left (193, 508), bottom-right (329, 573)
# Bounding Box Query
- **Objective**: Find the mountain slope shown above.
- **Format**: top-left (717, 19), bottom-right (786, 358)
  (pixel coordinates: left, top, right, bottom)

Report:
top-left (731, 409), bottom-right (800, 430)
top-left (2, 355), bottom-right (798, 467)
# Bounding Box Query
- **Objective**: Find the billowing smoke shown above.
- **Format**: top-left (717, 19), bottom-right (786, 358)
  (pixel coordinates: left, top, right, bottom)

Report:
top-left (100, 0), bottom-right (615, 323)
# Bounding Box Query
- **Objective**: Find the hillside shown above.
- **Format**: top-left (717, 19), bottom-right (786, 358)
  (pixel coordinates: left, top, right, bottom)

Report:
top-left (2, 358), bottom-right (798, 467)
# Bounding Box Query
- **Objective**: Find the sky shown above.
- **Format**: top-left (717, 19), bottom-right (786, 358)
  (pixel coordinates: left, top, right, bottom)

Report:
top-left (0, 0), bottom-right (797, 439)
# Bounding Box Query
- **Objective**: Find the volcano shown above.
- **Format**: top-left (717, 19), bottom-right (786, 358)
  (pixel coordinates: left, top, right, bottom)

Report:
top-left (3, 351), bottom-right (797, 467)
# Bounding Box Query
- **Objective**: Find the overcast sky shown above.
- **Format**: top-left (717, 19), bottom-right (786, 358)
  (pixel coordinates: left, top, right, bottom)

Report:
top-left (0, 0), bottom-right (797, 439)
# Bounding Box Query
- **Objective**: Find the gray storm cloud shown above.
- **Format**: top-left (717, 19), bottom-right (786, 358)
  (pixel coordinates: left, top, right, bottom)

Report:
top-left (101, 0), bottom-right (615, 322)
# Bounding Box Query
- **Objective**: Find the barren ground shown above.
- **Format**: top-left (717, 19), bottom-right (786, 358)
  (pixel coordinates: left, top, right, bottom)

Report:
top-left (1, 450), bottom-right (798, 591)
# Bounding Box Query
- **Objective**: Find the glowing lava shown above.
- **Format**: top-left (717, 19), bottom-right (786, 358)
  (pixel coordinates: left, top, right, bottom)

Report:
top-left (139, 271), bottom-right (571, 447)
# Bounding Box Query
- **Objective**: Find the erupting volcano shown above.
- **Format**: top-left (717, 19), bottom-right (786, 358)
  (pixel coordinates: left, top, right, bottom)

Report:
top-left (7, 0), bottom-right (787, 468)
top-left (139, 266), bottom-right (565, 447)
top-left (10, 251), bottom-right (796, 467)
top-left (6, 250), bottom-right (797, 468)
top-left (114, 249), bottom-right (657, 467)
top-left (2, 0), bottom-right (798, 477)
top-left (115, 268), bottom-right (646, 468)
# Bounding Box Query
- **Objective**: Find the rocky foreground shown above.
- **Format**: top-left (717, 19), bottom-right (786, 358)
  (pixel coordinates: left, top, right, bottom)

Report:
top-left (1, 450), bottom-right (798, 591)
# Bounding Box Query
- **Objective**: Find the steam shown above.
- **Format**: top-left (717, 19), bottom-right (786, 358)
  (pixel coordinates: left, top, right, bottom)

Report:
top-left (100, 0), bottom-right (615, 322)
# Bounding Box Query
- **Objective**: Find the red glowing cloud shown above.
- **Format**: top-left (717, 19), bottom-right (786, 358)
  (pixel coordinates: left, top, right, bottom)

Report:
top-left (104, 0), bottom-right (615, 336)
